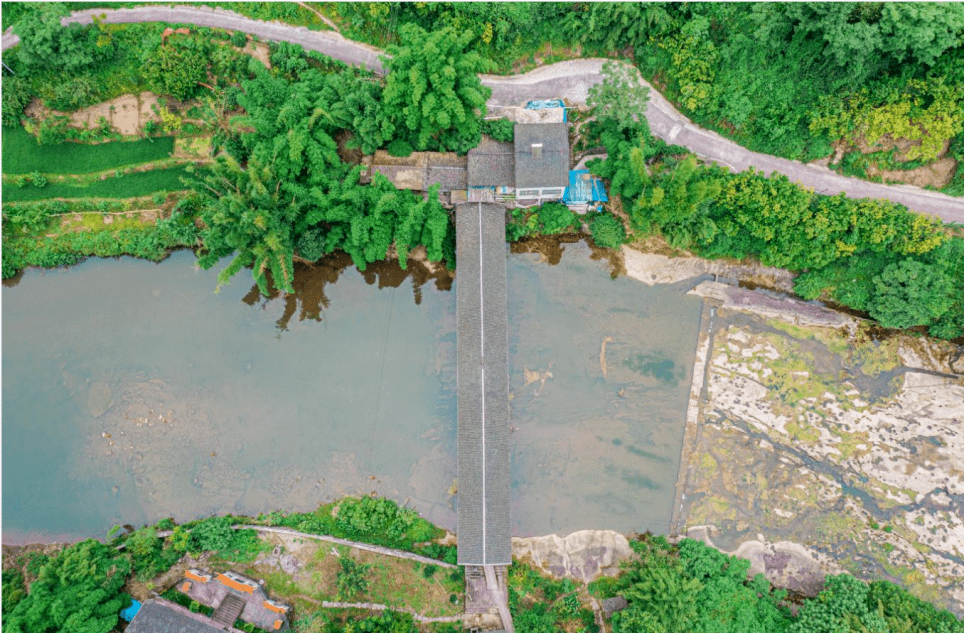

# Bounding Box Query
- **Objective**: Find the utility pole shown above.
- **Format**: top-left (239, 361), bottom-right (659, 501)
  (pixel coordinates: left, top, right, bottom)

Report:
top-left (1, 60), bottom-right (14, 75)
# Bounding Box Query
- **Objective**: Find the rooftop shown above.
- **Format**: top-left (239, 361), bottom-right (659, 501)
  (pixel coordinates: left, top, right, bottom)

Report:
top-left (126, 598), bottom-right (244, 633)
top-left (467, 136), bottom-right (515, 188)
top-left (514, 123), bottom-right (570, 189)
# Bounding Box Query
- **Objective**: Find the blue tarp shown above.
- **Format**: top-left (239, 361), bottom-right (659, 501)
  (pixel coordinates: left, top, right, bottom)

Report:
top-left (120, 599), bottom-right (142, 622)
top-left (562, 170), bottom-right (608, 206)
top-left (525, 99), bottom-right (567, 122)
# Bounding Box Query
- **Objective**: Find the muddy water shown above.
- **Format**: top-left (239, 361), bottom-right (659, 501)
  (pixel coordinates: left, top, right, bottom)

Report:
top-left (2, 241), bottom-right (702, 543)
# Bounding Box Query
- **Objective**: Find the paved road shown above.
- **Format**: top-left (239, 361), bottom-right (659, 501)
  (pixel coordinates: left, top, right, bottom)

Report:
top-left (3, 7), bottom-right (962, 222)
top-left (1, 5), bottom-right (385, 73)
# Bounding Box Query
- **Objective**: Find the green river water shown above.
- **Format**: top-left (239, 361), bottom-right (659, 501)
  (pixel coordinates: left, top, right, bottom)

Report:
top-left (2, 240), bottom-right (702, 543)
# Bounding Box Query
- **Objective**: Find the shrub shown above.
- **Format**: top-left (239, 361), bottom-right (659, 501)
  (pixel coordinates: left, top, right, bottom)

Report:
top-left (588, 211), bottom-right (626, 249)
top-left (387, 139), bottom-right (414, 157)
top-left (336, 556), bottom-right (371, 600)
top-left (190, 516), bottom-right (234, 552)
top-left (36, 116), bottom-right (70, 145)
top-left (230, 31), bottom-right (248, 47)
top-left (28, 172), bottom-right (47, 188)
top-left (482, 118), bottom-right (515, 142)
top-left (537, 202), bottom-right (576, 234)
top-left (2, 76), bottom-right (34, 127)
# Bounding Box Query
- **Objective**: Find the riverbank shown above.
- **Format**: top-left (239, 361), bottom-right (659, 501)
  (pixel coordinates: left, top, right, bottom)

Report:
top-left (672, 279), bottom-right (964, 615)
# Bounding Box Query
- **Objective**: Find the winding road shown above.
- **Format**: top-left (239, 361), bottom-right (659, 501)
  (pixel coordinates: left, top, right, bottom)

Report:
top-left (3, 5), bottom-right (962, 223)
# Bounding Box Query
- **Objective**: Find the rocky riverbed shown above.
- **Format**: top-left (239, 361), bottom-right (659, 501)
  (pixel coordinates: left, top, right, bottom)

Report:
top-left (676, 282), bottom-right (964, 613)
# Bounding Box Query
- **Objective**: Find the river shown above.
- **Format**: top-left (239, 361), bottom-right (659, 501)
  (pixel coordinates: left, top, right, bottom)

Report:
top-left (2, 240), bottom-right (702, 544)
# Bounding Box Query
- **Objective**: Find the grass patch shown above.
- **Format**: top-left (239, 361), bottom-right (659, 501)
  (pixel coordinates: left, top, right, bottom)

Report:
top-left (244, 539), bottom-right (463, 619)
top-left (2, 166), bottom-right (191, 202)
top-left (3, 126), bottom-right (175, 175)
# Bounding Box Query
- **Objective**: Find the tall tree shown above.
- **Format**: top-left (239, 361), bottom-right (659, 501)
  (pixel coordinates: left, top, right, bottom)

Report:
top-left (868, 259), bottom-right (954, 329)
top-left (192, 155), bottom-right (304, 295)
top-left (3, 540), bottom-right (131, 633)
top-left (587, 60), bottom-right (651, 136)
top-left (380, 23), bottom-right (492, 153)
top-left (13, 3), bottom-right (110, 75)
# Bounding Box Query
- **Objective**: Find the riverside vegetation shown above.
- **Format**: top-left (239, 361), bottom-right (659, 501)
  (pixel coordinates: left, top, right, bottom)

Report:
top-left (4, 3), bottom-right (962, 338)
top-left (3, 3), bottom-right (962, 337)
top-left (3, 499), bottom-right (962, 633)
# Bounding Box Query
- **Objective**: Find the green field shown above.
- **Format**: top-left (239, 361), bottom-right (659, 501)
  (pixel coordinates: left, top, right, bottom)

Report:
top-left (2, 166), bottom-right (192, 202)
top-left (2, 126), bottom-right (175, 175)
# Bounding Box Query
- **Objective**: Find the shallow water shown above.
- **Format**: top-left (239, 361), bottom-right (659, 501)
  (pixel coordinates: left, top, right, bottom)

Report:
top-left (2, 241), bottom-right (702, 543)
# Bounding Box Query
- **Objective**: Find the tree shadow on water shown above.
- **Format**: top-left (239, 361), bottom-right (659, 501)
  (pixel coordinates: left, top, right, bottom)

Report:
top-left (243, 251), bottom-right (454, 332)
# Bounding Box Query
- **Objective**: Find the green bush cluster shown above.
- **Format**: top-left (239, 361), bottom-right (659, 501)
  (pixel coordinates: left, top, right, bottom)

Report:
top-left (1, 209), bottom-right (198, 279)
top-left (506, 202), bottom-right (577, 241)
top-left (336, 556), bottom-right (372, 600)
top-left (592, 92), bottom-right (963, 339)
top-left (508, 563), bottom-right (598, 633)
top-left (590, 536), bottom-right (963, 633)
top-left (2, 539), bottom-right (132, 633)
top-left (253, 498), bottom-right (449, 560)
top-left (481, 118), bottom-right (515, 142)
top-left (588, 211), bottom-right (626, 249)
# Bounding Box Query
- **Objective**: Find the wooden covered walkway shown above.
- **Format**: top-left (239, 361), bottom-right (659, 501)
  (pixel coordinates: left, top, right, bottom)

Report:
top-left (455, 202), bottom-right (511, 568)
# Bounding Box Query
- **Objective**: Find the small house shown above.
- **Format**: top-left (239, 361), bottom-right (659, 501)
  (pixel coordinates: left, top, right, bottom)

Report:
top-left (178, 568), bottom-right (292, 631)
top-left (367, 151), bottom-right (468, 206)
top-left (125, 598), bottom-right (245, 633)
top-left (467, 136), bottom-right (516, 202)
top-left (513, 123), bottom-right (570, 206)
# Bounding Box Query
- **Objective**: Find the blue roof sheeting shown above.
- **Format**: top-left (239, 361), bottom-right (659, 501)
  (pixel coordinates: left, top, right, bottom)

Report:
top-left (563, 170), bottom-right (608, 205)
top-left (525, 99), bottom-right (564, 110)
top-left (525, 99), bottom-right (567, 122)
top-left (120, 599), bottom-right (142, 622)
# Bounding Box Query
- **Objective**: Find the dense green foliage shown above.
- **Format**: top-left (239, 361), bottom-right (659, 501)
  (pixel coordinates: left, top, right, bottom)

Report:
top-left (2, 570), bottom-right (27, 617)
top-left (2, 126), bottom-right (174, 174)
top-left (380, 23), bottom-right (492, 153)
top-left (588, 211), bottom-right (626, 249)
top-left (789, 573), bottom-right (964, 633)
top-left (253, 497), bottom-right (452, 561)
top-left (605, 536), bottom-right (790, 633)
top-left (505, 203), bottom-right (578, 241)
top-left (588, 67), bottom-right (963, 340)
top-left (200, 2), bottom-right (331, 31)
top-left (334, 2), bottom-right (575, 68)
top-left (1, 198), bottom-right (199, 279)
top-left (508, 563), bottom-right (599, 633)
top-left (2, 540), bottom-right (131, 633)
top-left (481, 117), bottom-right (515, 143)
top-left (593, 536), bottom-right (964, 633)
top-left (336, 556), bottom-right (372, 600)
top-left (193, 56), bottom-right (455, 294)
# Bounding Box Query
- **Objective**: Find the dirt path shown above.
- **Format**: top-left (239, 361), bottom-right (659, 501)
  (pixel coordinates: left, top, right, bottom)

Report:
top-left (2, 7), bottom-right (962, 221)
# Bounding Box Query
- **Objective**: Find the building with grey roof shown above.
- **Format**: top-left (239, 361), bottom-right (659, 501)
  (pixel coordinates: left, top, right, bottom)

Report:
top-left (513, 123), bottom-right (570, 204)
top-left (125, 598), bottom-right (245, 633)
top-left (467, 137), bottom-right (516, 188)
